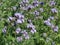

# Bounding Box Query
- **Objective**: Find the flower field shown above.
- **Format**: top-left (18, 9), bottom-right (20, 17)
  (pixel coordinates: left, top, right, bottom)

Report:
top-left (0, 0), bottom-right (60, 45)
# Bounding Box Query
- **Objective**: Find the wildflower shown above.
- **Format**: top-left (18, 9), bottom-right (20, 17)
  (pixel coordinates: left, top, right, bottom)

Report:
top-left (22, 0), bottom-right (29, 3)
top-left (27, 23), bottom-right (35, 29)
top-left (39, 2), bottom-right (44, 5)
top-left (47, 18), bottom-right (50, 22)
top-left (19, 15), bottom-right (24, 19)
top-left (21, 30), bottom-right (29, 39)
top-left (51, 8), bottom-right (58, 13)
top-left (27, 19), bottom-right (32, 23)
top-left (14, 13), bottom-right (22, 18)
top-left (49, 16), bottom-right (54, 20)
top-left (27, 5), bottom-right (34, 10)
top-left (16, 19), bottom-right (23, 24)
top-left (43, 33), bottom-right (47, 37)
top-left (21, 30), bottom-right (28, 36)
top-left (8, 17), bottom-right (13, 22)
top-left (25, 35), bottom-right (29, 39)
top-left (53, 26), bottom-right (58, 32)
top-left (30, 28), bottom-right (36, 34)
top-left (16, 37), bottom-right (23, 42)
top-left (32, 0), bottom-right (39, 7)
top-left (49, 1), bottom-right (56, 6)
top-left (40, 8), bottom-right (44, 12)
top-left (2, 26), bottom-right (7, 33)
top-left (50, 24), bottom-right (55, 28)
top-left (44, 20), bottom-right (51, 26)
top-left (33, 10), bottom-right (39, 16)
top-left (16, 27), bottom-right (21, 34)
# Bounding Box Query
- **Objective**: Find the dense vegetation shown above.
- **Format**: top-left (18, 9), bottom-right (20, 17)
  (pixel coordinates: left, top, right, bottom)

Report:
top-left (0, 0), bottom-right (60, 45)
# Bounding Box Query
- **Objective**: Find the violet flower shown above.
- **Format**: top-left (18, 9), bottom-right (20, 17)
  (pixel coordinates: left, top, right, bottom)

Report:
top-left (51, 8), bottom-right (58, 13)
top-left (44, 20), bottom-right (51, 26)
top-left (25, 35), bottom-right (29, 39)
top-left (30, 28), bottom-right (36, 34)
top-left (27, 23), bottom-right (35, 29)
top-left (21, 30), bottom-right (29, 39)
top-left (32, 0), bottom-right (39, 7)
top-left (22, 0), bottom-right (29, 3)
top-left (16, 27), bottom-right (21, 34)
top-left (53, 26), bottom-right (58, 32)
top-left (16, 37), bottom-right (23, 42)
top-left (16, 19), bottom-right (23, 24)
top-left (49, 1), bottom-right (56, 6)
top-left (33, 10), bottom-right (39, 16)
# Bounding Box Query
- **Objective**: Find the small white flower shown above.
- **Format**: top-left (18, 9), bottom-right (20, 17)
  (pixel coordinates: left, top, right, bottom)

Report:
top-left (50, 24), bottom-right (55, 28)
top-left (12, 6), bottom-right (16, 11)
top-left (40, 8), bottom-right (44, 12)
top-left (43, 33), bottom-right (47, 37)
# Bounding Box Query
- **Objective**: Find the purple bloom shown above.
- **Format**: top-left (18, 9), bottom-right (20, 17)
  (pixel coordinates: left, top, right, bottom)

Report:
top-left (53, 26), bottom-right (58, 32)
top-left (14, 13), bottom-right (24, 19)
top-left (33, 10), bottom-right (39, 16)
top-left (16, 27), bottom-right (21, 34)
top-left (25, 35), bottom-right (29, 39)
top-left (16, 37), bottom-right (23, 42)
top-left (39, 2), bottom-right (44, 5)
top-left (27, 5), bottom-right (34, 10)
top-left (32, 0), bottom-right (39, 7)
top-left (49, 1), bottom-right (56, 6)
top-left (22, 0), bottom-right (29, 3)
top-left (21, 30), bottom-right (28, 36)
top-left (44, 20), bottom-right (51, 26)
top-left (27, 23), bottom-right (35, 29)
top-left (30, 28), bottom-right (36, 34)
top-left (16, 19), bottom-right (23, 24)
top-left (51, 8), bottom-right (58, 13)
top-left (21, 30), bottom-right (29, 39)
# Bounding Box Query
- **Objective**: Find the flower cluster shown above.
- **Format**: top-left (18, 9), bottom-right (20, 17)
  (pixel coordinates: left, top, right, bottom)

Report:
top-left (1, 0), bottom-right (59, 45)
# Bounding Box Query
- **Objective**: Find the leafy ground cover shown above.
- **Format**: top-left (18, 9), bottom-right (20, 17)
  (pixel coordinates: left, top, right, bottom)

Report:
top-left (0, 0), bottom-right (60, 45)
